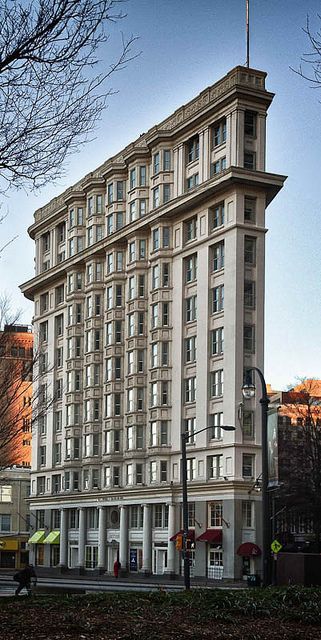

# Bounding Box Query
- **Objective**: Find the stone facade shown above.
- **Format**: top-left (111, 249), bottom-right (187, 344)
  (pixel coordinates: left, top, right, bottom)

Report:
top-left (21, 65), bottom-right (285, 579)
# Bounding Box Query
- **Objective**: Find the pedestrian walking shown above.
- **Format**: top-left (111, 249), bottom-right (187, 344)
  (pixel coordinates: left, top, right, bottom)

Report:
top-left (14, 564), bottom-right (37, 596)
top-left (113, 558), bottom-right (120, 578)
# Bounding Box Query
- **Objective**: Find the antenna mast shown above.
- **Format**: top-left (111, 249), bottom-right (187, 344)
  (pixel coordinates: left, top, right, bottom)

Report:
top-left (246, 0), bottom-right (250, 67)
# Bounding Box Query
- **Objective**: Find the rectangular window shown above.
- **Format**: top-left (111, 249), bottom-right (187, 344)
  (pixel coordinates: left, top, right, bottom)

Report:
top-left (211, 327), bottom-right (224, 356)
top-left (150, 461), bottom-right (157, 483)
top-left (152, 228), bottom-right (159, 250)
top-left (208, 455), bottom-right (223, 479)
top-left (128, 276), bottom-right (135, 300)
top-left (163, 227), bottom-right (170, 248)
top-left (116, 211), bottom-right (123, 229)
top-left (162, 341), bottom-right (169, 366)
top-left (162, 302), bottom-right (169, 326)
top-left (243, 410), bottom-right (255, 439)
top-left (184, 417), bottom-right (195, 444)
top-left (209, 412), bottom-right (223, 439)
top-left (185, 216), bottom-right (197, 242)
top-left (152, 264), bottom-right (159, 290)
top-left (138, 274), bottom-right (145, 297)
top-left (185, 254), bottom-right (197, 283)
top-left (116, 181), bottom-right (124, 201)
top-left (242, 501), bottom-right (253, 528)
top-left (139, 199), bottom-right (147, 217)
top-left (212, 285), bottom-right (224, 313)
top-left (187, 135), bottom-right (199, 163)
top-left (187, 173), bottom-right (199, 190)
top-left (212, 118), bottom-right (226, 147)
top-left (184, 336), bottom-right (196, 363)
top-left (150, 383), bottom-right (158, 408)
top-left (244, 111), bottom-right (256, 137)
top-left (244, 236), bottom-right (256, 265)
top-left (209, 502), bottom-right (223, 527)
top-left (212, 241), bottom-right (224, 271)
top-left (0, 486), bottom-right (12, 503)
top-left (184, 377), bottom-right (196, 403)
top-left (162, 263), bottom-right (170, 287)
top-left (163, 150), bottom-right (171, 171)
top-left (160, 421), bottom-right (168, 445)
top-left (107, 183), bottom-right (113, 205)
top-left (139, 239), bottom-right (146, 259)
top-left (0, 514), bottom-right (11, 532)
top-left (242, 454), bottom-right (254, 478)
top-left (153, 186), bottom-right (160, 209)
top-left (136, 463), bottom-right (143, 484)
top-left (160, 461), bottom-right (167, 482)
top-left (244, 324), bottom-right (255, 353)
top-left (211, 202), bottom-right (225, 229)
top-left (153, 152), bottom-right (160, 175)
top-left (211, 370), bottom-right (224, 397)
top-left (130, 168), bottom-right (136, 190)
top-left (244, 196), bottom-right (256, 223)
top-left (244, 152), bottom-right (256, 170)
top-left (129, 200), bottom-right (136, 222)
top-left (151, 304), bottom-right (158, 329)
top-left (139, 165), bottom-right (146, 186)
top-left (163, 184), bottom-right (171, 203)
top-left (211, 157), bottom-right (226, 175)
top-left (187, 458), bottom-right (196, 481)
top-left (244, 280), bottom-right (256, 308)
top-left (185, 295), bottom-right (197, 322)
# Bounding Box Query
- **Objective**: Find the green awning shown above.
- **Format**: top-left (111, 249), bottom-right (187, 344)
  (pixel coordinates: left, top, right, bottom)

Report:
top-left (43, 530), bottom-right (60, 545)
top-left (28, 530), bottom-right (46, 544)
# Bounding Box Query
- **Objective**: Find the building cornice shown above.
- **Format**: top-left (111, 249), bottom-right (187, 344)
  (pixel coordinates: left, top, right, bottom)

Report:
top-left (29, 66), bottom-right (273, 232)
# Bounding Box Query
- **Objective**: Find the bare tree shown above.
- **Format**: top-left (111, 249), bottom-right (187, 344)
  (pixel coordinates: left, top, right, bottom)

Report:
top-left (275, 379), bottom-right (321, 549)
top-left (292, 14), bottom-right (321, 88)
top-left (0, 0), bottom-right (138, 192)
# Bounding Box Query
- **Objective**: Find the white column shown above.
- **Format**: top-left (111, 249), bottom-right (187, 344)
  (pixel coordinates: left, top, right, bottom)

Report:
top-left (78, 507), bottom-right (86, 569)
top-left (258, 113), bottom-right (266, 171)
top-left (198, 130), bottom-right (204, 182)
top-left (177, 143), bottom-right (184, 196)
top-left (173, 147), bottom-right (179, 198)
top-left (166, 503), bottom-right (176, 575)
top-left (98, 506), bottom-right (107, 570)
top-left (141, 503), bottom-right (152, 574)
top-left (202, 127), bottom-right (210, 181)
top-left (59, 508), bottom-right (68, 568)
top-left (119, 505), bottom-right (128, 571)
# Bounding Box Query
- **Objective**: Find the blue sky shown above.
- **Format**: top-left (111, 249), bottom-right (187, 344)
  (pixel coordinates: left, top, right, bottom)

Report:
top-left (0, 0), bottom-right (320, 390)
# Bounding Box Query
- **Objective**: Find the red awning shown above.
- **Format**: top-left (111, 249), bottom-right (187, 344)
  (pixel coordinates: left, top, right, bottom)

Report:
top-left (170, 529), bottom-right (195, 542)
top-left (196, 529), bottom-right (222, 543)
top-left (237, 542), bottom-right (261, 557)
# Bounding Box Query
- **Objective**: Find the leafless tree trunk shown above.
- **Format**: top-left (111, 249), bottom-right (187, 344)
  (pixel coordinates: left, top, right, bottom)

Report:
top-left (0, 0), bottom-right (138, 192)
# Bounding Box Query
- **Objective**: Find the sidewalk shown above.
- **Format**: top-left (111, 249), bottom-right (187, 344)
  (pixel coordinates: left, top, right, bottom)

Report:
top-left (0, 567), bottom-right (246, 590)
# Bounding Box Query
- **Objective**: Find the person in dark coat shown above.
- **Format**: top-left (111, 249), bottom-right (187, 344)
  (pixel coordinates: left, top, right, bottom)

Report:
top-left (14, 564), bottom-right (37, 596)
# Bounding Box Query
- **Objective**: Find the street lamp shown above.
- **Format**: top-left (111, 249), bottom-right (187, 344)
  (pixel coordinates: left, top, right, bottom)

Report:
top-left (242, 367), bottom-right (270, 587)
top-left (181, 423), bottom-right (236, 590)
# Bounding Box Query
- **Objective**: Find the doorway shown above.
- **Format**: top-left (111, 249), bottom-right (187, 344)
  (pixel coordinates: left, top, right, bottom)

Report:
top-left (154, 548), bottom-right (167, 575)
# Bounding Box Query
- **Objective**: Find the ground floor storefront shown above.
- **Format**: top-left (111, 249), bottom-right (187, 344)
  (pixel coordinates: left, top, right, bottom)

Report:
top-left (28, 494), bottom-right (262, 580)
top-left (0, 537), bottom-right (29, 569)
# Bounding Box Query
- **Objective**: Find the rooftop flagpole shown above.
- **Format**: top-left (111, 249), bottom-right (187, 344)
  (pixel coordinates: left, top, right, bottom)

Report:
top-left (246, 0), bottom-right (250, 67)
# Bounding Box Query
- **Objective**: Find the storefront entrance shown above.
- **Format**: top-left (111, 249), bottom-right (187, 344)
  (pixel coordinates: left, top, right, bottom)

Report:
top-left (154, 548), bottom-right (167, 575)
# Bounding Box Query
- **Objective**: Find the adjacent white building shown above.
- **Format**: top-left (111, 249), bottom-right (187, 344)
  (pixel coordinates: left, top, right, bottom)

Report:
top-left (21, 65), bottom-right (285, 580)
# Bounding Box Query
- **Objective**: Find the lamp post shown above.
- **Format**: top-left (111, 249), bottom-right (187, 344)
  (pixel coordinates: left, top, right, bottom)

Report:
top-left (181, 423), bottom-right (236, 590)
top-left (242, 367), bottom-right (270, 587)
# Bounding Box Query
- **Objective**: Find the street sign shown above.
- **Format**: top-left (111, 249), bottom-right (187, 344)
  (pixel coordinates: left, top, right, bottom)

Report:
top-left (271, 539), bottom-right (282, 554)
